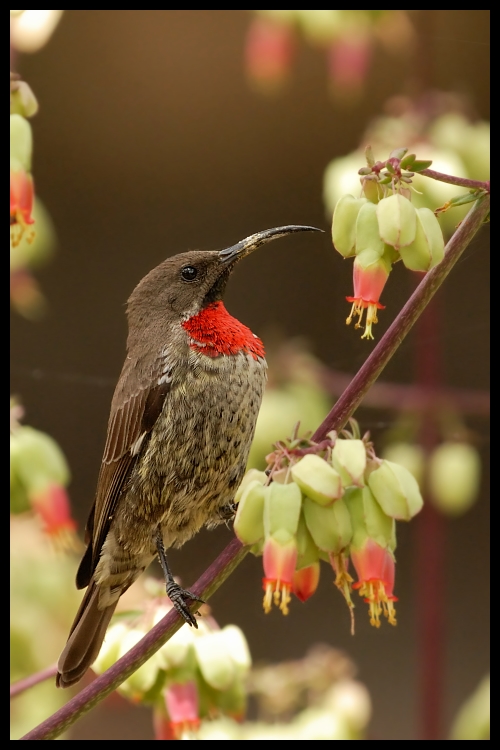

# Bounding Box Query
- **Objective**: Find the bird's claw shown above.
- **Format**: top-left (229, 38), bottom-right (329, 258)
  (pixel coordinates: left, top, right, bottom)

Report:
top-left (218, 501), bottom-right (237, 522)
top-left (166, 581), bottom-right (204, 628)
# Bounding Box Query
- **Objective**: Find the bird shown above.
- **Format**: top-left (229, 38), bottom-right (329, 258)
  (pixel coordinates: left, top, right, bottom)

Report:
top-left (56, 225), bottom-right (321, 688)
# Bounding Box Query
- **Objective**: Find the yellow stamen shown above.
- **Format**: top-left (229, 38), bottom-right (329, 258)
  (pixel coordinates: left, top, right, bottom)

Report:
top-left (10, 212), bottom-right (35, 247)
top-left (279, 584), bottom-right (291, 615)
top-left (346, 301), bottom-right (363, 326)
top-left (331, 553), bottom-right (356, 634)
top-left (263, 582), bottom-right (274, 614)
top-left (262, 580), bottom-right (292, 615)
top-left (356, 579), bottom-right (397, 627)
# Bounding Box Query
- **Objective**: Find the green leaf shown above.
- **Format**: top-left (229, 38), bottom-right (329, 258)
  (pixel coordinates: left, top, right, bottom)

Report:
top-left (389, 147), bottom-right (408, 160)
top-left (400, 153), bottom-right (416, 169)
top-left (411, 159), bottom-right (433, 172)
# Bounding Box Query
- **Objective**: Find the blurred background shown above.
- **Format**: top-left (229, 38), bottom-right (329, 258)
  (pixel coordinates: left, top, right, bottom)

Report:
top-left (10, 10), bottom-right (489, 740)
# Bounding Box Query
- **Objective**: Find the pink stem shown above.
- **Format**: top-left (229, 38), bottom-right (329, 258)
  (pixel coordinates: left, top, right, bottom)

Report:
top-left (419, 169), bottom-right (489, 193)
top-left (415, 297), bottom-right (446, 740)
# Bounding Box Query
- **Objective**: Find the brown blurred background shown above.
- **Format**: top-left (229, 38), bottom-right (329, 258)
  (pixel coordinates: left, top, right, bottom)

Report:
top-left (10, 10), bottom-right (489, 740)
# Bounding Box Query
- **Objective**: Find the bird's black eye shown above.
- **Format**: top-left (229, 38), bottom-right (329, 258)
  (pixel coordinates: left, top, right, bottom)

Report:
top-left (181, 266), bottom-right (198, 282)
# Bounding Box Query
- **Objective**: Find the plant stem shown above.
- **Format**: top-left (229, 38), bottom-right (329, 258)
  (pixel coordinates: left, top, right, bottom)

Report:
top-left (415, 295), bottom-right (446, 740)
top-left (10, 664), bottom-right (58, 699)
top-left (20, 193), bottom-right (489, 741)
top-left (419, 169), bottom-right (490, 193)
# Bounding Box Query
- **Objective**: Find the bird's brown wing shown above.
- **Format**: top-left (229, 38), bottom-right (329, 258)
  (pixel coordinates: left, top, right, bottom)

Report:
top-left (76, 376), bottom-right (171, 589)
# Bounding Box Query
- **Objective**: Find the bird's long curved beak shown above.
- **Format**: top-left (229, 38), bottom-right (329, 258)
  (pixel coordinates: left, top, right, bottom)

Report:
top-left (219, 225), bottom-right (323, 263)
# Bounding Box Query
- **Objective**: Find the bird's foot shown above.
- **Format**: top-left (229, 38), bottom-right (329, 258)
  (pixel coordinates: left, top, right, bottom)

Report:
top-left (165, 580), bottom-right (204, 628)
top-left (218, 501), bottom-right (237, 522)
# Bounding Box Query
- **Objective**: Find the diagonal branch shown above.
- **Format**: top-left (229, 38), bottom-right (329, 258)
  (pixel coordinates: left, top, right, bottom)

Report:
top-left (19, 194), bottom-right (490, 741)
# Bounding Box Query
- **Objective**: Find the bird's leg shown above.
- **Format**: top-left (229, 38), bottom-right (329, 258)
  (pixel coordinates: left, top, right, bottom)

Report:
top-left (155, 529), bottom-right (204, 629)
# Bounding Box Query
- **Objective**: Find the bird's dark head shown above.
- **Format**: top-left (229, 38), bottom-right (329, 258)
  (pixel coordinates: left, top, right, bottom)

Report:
top-left (126, 225), bottom-right (322, 329)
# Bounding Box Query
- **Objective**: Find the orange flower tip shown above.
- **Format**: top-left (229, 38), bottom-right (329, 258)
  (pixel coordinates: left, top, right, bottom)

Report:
top-left (170, 719), bottom-right (201, 739)
top-left (345, 296), bottom-right (385, 310)
top-left (292, 564), bottom-right (320, 603)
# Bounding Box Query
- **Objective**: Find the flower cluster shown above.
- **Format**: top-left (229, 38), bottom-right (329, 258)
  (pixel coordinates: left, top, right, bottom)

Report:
top-left (331, 149), bottom-right (446, 339)
top-left (92, 582), bottom-right (252, 740)
top-left (245, 11), bottom-right (415, 100)
top-left (234, 423), bottom-right (424, 629)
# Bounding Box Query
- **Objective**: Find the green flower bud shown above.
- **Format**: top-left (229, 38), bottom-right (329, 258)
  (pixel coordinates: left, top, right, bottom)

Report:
top-left (296, 512), bottom-right (320, 568)
top-left (10, 114), bottom-right (33, 172)
top-left (295, 706), bottom-right (352, 740)
top-left (325, 679), bottom-right (372, 734)
top-left (234, 480), bottom-right (266, 545)
top-left (234, 469), bottom-right (267, 503)
top-left (10, 425), bottom-right (70, 495)
top-left (382, 442), bottom-right (425, 488)
top-left (331, 439), bottom-right (366, 488)
top-left (94, 625), bottom-right (165, 700)
top-left (355, 201), bottom-right (385, 257)
top-left (155, 616), bottom-right (197, 671)
top-left (221, 625), bottom-right (252, 675)
top-left (376, 193), bottom-right (417, 249)
top-left (331, 194), bottom-right (368, 258)
top-left (368, 459), bottom-right (424, 520)
top-left (10, 80), bottom-right (39, 118)
top-left (428, 442), bottom-right (481, 515)
top-left (291, 454), bottom-right (343, 506)
top-left (302, 496), bottom-right (352, 554)
top-left (264, 482), bottom-right (302, 539)
top-left (92, 622), bottom-right (129, 675)
top-left (399, 207), bottom-right (445, 271)
top-left (193, 630), bottom-right (237, 691)
top-left (346, 486), bottom-right (395, 550)
top-left (450, 675), bottom-right (490, 740)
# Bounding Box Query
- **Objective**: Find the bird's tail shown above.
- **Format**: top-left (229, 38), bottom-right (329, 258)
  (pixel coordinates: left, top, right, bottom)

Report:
top-left (56, 581), bottom-right (117, 688)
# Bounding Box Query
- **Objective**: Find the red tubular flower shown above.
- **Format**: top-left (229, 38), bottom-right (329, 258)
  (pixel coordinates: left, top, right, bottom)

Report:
top-left (350, 538), bottom-right (397, 627)
top-left (162, 681), bottom-right (200, 739)
top-left (262, 535), bottom-right (298, 615)
top-left (29, 483), bottom-right (77, 549)
top-left (245, 18), bottom-right (295, 90)
top-left (327, 32), bottom-right (372, 101)
top-left (292, 562), bottom-right (320, 603)
top-left (10, 167), bottom-right (35, 247)
top-left (346, 251), bottom-right (391, 340)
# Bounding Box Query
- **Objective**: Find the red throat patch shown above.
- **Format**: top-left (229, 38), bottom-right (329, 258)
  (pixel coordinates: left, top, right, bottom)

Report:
top-left (182, 301), bottom-right (265, 360)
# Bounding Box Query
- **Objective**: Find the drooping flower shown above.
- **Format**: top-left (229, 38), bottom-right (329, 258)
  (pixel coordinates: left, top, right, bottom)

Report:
top-left (350, 538), bottom-right (397, 627)
top-left (29, 483), bottom-right (77, 550)
top-left (153, 681), bottom-right (200, 740)
top-left (327, 31), bottom-right (372, 102)
top-left (346, 249), bottom-right (391, 340)
top-left (245, 17), bottom-right (295, 91)
top-left (262, 481), bottom-right (302, 615)
top-left (262, 534), bottom-right (298, 615)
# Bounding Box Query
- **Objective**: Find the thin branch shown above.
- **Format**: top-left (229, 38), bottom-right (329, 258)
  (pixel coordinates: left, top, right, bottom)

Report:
top-left (318, 368), bottom-right (490, 416)
top-left (20, 194), bottom-right (490, 741)
top-left (10, 664), bottom-right (58, 699)
top-left (419, 168), bottom-right (490, 193)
